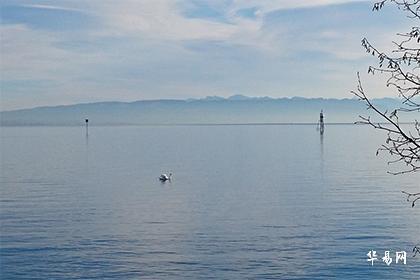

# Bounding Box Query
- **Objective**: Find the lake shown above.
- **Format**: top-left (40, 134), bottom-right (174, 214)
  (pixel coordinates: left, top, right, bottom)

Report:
top-left (1, 125), bottom-right (419, 279)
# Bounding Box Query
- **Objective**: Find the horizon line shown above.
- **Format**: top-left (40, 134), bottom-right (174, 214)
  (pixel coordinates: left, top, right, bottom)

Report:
top-left (2, 122), bottom-right (415, 128)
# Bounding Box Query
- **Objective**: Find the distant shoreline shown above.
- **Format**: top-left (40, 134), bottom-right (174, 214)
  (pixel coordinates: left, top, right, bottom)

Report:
top-left (1, 96), bottom-right (410, 126)
top-left (1, 95), bottom-right (399, 113)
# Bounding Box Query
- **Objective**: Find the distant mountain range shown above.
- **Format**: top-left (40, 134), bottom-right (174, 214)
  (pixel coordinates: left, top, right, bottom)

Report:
top-left (0, 95), bottom-right (405, 126)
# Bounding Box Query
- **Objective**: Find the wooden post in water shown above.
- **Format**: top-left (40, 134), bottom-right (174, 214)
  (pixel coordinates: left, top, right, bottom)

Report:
top-left (85, 118), bottom-right (89, 136)
top-left (319, 110), bottom-right (324, 134)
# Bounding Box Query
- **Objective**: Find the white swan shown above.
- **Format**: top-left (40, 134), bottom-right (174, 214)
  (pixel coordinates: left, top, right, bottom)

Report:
top-left (159, 173), bottom-right (172, 182)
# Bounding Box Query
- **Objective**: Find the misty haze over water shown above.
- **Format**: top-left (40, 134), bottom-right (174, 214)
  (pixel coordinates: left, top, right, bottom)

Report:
top-left (0, 96), bottom-right (406, 126)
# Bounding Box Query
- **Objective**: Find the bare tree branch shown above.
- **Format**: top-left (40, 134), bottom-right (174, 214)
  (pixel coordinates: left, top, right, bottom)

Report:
top-left (353, 0), bottom-right (420, 176)
top-left (355, 0), bottom-right (420, 255)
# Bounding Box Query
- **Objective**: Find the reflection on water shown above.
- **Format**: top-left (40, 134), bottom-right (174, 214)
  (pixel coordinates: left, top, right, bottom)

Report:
top-left (320, 127), bottom-right (324, 156)
top-left (1, 125), bottom-right (419, 279)
top-left (84, 129), bottom-right (89, 179)
top-left (319, 130), bottom-right (324, 182)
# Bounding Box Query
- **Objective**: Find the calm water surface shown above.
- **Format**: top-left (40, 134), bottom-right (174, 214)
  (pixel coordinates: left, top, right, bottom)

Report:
top-left (1, 125), bottom-right (419, 279)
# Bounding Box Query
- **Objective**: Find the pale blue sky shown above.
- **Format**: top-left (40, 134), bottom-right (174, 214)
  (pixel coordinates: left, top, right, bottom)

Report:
top-left (0, 0), bottom-right (412, 110)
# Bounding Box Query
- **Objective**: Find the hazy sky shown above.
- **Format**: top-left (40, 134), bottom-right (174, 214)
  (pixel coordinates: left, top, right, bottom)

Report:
top-left (0, 0), bottom-right (413, 110)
